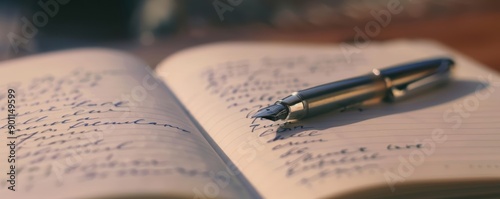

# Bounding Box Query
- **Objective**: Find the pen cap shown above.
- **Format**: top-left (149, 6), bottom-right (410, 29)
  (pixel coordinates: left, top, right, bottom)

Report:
top-left (379, 57), bottom-right (455, 101)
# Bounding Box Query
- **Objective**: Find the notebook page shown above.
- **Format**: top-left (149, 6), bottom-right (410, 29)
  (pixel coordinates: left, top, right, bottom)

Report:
top-left (157, 40), bottom-right (500, 199)
top-left (0, 49), bottom-right (246, 199)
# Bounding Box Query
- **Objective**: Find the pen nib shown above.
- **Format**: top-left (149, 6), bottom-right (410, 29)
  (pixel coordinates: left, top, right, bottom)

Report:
top-left (252, 104), bottom-right (289, 121)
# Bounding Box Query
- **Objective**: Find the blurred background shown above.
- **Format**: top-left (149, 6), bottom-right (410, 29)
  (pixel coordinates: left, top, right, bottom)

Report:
top-left (0, 0), bottom-right (499, 70)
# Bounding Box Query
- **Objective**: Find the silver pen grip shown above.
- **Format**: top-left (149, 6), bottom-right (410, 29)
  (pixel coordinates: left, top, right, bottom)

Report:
top-left (279, 74), bottom-right (387, 121)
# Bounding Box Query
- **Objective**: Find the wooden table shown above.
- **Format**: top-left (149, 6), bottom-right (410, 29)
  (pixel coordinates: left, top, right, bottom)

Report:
top-left (129, 10), bottom-right (500, 71)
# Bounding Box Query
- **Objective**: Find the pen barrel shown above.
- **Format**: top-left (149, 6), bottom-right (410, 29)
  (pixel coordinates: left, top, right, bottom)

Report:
top-left (282, 74), bottom-right (387, 121)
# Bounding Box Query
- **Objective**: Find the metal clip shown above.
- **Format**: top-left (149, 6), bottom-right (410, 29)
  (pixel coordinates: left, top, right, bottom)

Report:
top-left (381, 57), bottom-right (455, 101)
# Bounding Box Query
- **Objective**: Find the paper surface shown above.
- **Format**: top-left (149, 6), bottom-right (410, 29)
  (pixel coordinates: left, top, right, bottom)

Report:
top-left (157, 40), bottom-right (500, 198)
top-left (0, 49), bottom-right (245, 199)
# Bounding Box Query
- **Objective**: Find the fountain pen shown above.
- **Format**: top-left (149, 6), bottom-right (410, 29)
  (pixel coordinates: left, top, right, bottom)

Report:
top-left (252, 57), bottom-right (455, 121)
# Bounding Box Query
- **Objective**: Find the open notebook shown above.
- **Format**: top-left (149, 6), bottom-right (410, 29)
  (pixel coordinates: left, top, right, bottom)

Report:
top-left (1, 40), bottom-right (499, 199)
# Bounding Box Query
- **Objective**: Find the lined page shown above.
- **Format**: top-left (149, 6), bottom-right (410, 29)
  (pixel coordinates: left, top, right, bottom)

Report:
top-left (157, 40), bottom-right (500, 199)
top-left (0, 49), bottom-right (247, 199)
